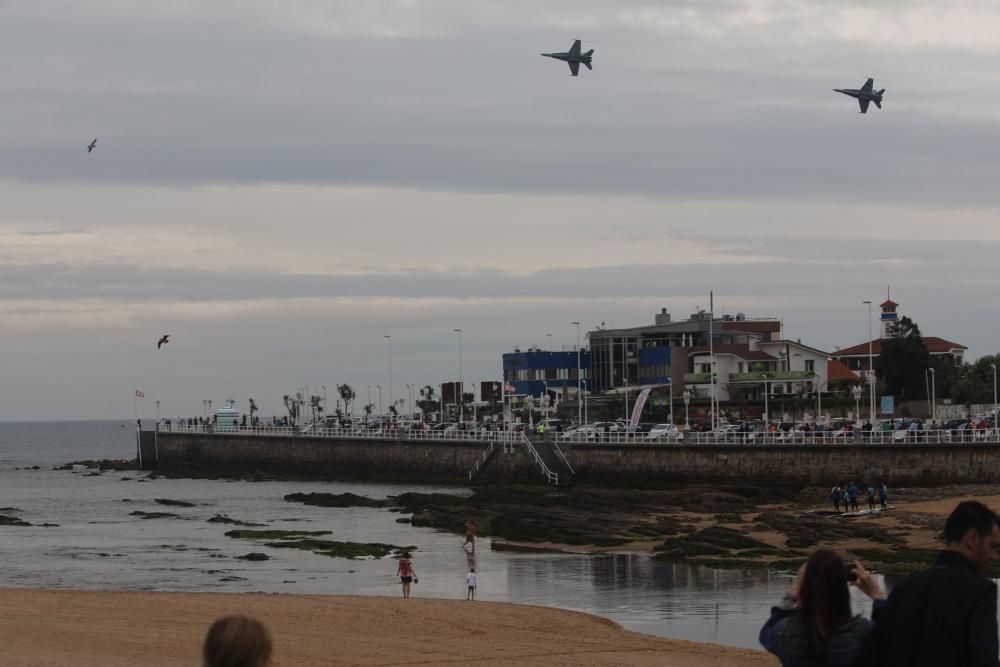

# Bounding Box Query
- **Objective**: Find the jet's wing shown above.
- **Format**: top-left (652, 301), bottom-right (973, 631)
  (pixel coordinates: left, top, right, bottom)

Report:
top-left (859, 98), bottom-right (870, 113)
top-left (569, 60), bottom-right (580, 76)
top-left (584, 61), bottom-right (592, 70)
top-left (860, 78), bottom-right (874, 93)
top-left (568, 40), bottom-right (581, 57)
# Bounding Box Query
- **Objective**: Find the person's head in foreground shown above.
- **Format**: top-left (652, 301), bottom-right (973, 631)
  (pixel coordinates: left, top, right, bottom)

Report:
top-left (943, 500), bottom-right (1000, 571)
top-left (203, 615), bottom-right (272, 667)
top-left (794, 549), bottom-right (881, 657)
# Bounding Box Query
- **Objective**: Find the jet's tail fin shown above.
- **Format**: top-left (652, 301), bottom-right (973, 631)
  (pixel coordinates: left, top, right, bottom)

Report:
top-left (873, 99), bottom-right (882, 109)
top-left (876, 89), bottom-right (885, 96)
top-left (584, 49), bottom-right (594, 57)
top-left (584, 61), bottom-right (592, 70)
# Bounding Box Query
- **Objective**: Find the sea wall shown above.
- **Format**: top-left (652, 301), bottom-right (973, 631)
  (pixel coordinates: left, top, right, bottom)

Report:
top-left (156, 432), bottom-right (1000, 485)
top-left (155, 432), bottom-right (540, 483)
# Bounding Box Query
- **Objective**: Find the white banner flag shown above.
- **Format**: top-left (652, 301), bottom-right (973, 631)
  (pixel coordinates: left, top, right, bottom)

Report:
top-left (628, 387), bottom-right (652, 432)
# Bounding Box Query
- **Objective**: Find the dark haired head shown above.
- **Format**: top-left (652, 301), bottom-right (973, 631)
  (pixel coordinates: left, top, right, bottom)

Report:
top-left (796, 549), bottom-right (852, 657)
top-left (203, 615), bottom-right (272, 667)
top-left (943, 501), bottom-right (1000, 544)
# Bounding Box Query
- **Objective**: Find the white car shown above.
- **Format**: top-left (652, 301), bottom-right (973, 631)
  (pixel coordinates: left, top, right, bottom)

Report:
top-left (647, 423), bottom-right (679, 439)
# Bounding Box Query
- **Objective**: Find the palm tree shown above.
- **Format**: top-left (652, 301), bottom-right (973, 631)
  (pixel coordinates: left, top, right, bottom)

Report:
top-left (283, 394), bottom-right (299, 426)
top-left (417, 385), bottom-right (440, 418)
top-left (337, 384), bottom-right (356, 415)
top-left (310, 394), bottom-right (323, 423)
top-left (363, 403), bottom-right (374, 418)
top-left (248, 398), bottom-right (258, 426)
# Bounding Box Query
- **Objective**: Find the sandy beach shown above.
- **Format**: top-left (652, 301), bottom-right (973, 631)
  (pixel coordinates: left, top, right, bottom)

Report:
top-left (0, 588), bottom-right (776, 666)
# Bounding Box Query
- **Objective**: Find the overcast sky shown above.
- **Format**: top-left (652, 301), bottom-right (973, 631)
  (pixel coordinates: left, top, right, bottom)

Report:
top-left (3, 1), bottom-right (1000, 421)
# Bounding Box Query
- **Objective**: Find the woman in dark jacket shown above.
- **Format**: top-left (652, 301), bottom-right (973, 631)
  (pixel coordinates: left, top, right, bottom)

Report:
top-left (760, 549), bottom-right (886, 666)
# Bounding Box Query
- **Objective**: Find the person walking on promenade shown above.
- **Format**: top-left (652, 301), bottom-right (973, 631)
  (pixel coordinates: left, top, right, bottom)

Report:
top-left (463, 520), bottom-right (477, 552)
top-left (466, 567), bottom-right (477, 600)
top-left (878, 483), bottom-right (888, 511)
top-left (396, 551), bottom-right (417, 599)
top-left (203, 615), bottom-right (272, 667)
top-left (861, 500), bottom-right (1000, 667)
top-left (867, 485), bottom-right (876, 512)
top-left (760, 549), bottom-right (885, 666)
top-left (848, 482), bottom-right (859, 512)
top-left (831, 486), bottom-right (842, 513)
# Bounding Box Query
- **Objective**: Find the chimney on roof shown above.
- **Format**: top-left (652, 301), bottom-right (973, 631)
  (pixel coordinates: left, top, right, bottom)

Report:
top-left (655, 308), bottom-right (671, 325)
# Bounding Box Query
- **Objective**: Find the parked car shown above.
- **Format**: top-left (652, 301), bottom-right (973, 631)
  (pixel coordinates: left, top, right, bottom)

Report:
top-left (647, 423), bottom-right (680, 439)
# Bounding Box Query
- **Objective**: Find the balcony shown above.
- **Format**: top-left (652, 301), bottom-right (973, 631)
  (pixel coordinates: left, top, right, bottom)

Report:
top-left (683, 372), bottom-right (713, 383)
top-left (729, 371), bottom-right (816, 382)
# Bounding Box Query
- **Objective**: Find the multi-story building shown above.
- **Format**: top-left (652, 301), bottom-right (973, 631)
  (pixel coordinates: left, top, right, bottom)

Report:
top-left (587, 308), bottom-right (781, 394)
top-left (830, 298), bottom-right (967, 374)
top-left (502, 347), bottom-right (590, 400)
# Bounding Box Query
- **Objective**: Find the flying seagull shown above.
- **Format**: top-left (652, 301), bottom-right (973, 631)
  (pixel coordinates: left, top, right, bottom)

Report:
top-left (87, 139), bottom-right (97, 153)
top-left (157, 334), bottom-right (170, 349)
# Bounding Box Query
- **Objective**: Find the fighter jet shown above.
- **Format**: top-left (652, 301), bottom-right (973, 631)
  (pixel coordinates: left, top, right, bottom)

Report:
top-left (834, 78), bottom-right (885, 113)
top-left (541, 39), bottom-right (594, 76)
top-left (87, 138), bottom-right (97, 153)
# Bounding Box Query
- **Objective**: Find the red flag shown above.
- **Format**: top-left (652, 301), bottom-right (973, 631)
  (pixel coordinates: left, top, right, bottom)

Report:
top-left (135, 390), bottom-right (145, 398)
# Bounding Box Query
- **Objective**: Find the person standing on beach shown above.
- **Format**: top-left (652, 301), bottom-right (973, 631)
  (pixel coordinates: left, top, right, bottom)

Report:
top-left (848, 482), bottom-right (859, 512)
top-left (867, 485), bottom-right (876, 512)
top-left (466, 567), bottom-right (477, 600)
top-left (396, 552), bottom-right (417, 598)
top-left (463, 519), bottom-right (477, 551)
top-left (831, 485), bottom-right (842, 513)
top-left (878, 483), bottom-right (888, 511)
top-left (203, 615), bottom-right (272, 667)
top-left (861, 501), bottom-right (1000, 667)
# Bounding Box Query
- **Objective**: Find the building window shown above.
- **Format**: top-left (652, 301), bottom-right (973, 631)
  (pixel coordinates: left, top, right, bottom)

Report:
top-left (805, 359), bottom-right (814, 372)
top-left (557, 368), bottom-right (569, 380)
top-left (737, 362), bottom-right (745, 373)
top-left (517, 369), bottom-right (528, 381)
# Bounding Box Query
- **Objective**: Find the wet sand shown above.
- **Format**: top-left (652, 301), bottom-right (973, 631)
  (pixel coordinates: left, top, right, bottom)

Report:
top-left (0, 588), bottom-right (776, 666)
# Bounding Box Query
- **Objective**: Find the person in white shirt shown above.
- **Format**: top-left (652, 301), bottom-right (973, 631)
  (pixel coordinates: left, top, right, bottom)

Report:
top-left (466, 568), bottom-right (477, 600)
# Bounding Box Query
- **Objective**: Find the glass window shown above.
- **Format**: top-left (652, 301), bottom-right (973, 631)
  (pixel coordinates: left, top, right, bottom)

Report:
top-left (805, 359), bottom-right (815, 372)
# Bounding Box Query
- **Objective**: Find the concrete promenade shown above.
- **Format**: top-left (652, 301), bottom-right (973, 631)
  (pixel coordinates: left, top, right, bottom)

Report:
top-left (153, 426), bottom-right (1000, 486)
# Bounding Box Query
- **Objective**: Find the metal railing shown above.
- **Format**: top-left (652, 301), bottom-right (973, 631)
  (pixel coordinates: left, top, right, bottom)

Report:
top-left (558, 432), bottom-right (683, 445)
top-left (683, 429), bottom-right (1000, 446)
top-left (468, 441), bottom-right (497, 481)
top-left (518, 434), bottom-right (559, 485)
top-left (550, 439), bottom-right (575, 475)
top-left (158, 422), bottom-right (524, 444)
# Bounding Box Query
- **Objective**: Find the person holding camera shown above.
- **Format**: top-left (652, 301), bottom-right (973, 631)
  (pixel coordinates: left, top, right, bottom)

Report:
top-left (760, 549), bottom-right (886, 666)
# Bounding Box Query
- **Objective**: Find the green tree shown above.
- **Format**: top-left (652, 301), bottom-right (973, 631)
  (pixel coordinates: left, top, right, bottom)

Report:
top-left (248, 398), bottom-right (258, 425)
top-left (416, 385), bottom-right (440, 417)
top-left (337, 384), bottom-right (356, 415)
top-left (875, 316), bottom-right (930, 401)
top-left (363, 403), bottom-right (374, 417)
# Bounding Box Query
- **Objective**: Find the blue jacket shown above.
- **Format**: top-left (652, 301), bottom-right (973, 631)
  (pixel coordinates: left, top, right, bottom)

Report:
top-left (761, 597), bottom-right (883, 666)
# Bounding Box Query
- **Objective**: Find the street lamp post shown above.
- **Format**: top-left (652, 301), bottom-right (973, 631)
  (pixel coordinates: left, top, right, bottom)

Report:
top-left (863, 300), bottom-right (875, 425)
top-left (546, 333), bottom-right (552, 350)
top-left (542, 380), bottom-right (549, 419)
top-left (992, 364), bottom-right (998, 436)
top-left (850, 384), bottom-right (862, 424)
top-left (367, 385), bottom-right (372, 421)
top-left (376, 385), bottom-right (383, 418)
top-left (930, 368), bottom-right (937, 424)
top-left (572, 321), bottom-right (582, 426)
top-left (322, 385), bottom-right (327, 417)
top-left (384, 335), bottom-right (392, 419)
top-left (156, 400), bottom-right (160, 422)
top-left (406, 383), bottom-right (413, 419)
top-left (762, 374), bottom-right (769, 424)
top-left (683, 389), bottom-right (691, 429)
top-left (453, 329), bottom-right (463, 423)
top-left (582, 379), bottom-right (589, 424)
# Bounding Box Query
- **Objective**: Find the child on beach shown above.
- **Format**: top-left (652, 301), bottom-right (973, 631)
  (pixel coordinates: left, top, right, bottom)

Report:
top-left (203, 615), bottom-right (272, 667)
top-left (397, 552), bottom-right (417, 599)
top-left (466, 567), bottom-right (477, 600)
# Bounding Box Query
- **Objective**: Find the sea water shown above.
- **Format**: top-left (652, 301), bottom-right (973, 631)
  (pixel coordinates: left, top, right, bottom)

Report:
top-left (0, 420), bottom-right (877, 649)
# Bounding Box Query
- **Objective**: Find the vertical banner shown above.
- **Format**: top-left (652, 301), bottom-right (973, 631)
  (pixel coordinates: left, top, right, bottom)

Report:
top-left (628, 387), bottom-right (653, 432)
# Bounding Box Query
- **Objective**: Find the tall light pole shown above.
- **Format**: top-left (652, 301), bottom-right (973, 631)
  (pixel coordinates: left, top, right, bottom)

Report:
top-left (992, 364), bottom-right (998, 434)
top-left (930, 368), bottom-right (937, 423)
top-left (384, 335), bottom-right (392, 418)
top-left (762, 374), bottom-right (769, 424)
top-left (582, 379), bottom-right (589, 424)
top-left (546, 333), bottom-right (553, 350)
top-left (851, 384), bottom-right (862, 425)
top-left (376, 385), bottom-right (383, 417)
top-left (322, 385), bottom-right (327, 417)
top-left (683, 389), bottom-right (691, 429)
top-left (572, 321), bottom-right (582, 426)
top-left (863, 300), bottom-right (875, 425)
top-left (406, 383), bottom-right (413, 419)
top-left (367, 385), bottom-right (372, 419)
top-left (453, 329), bottom-right (463, 423)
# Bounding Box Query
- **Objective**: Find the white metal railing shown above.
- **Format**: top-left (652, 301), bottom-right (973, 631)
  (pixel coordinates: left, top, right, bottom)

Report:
top-left (518, 434), bottom-right (559, 485)
top-left (683, 429), bottom-right (1000, 446)
top-left (468, 442), bottom-right (497, 481)
top-left (558, 432), bottom-right (683, 445)
top-left (158, 422), bottom-right (524, 444)
top-left (550, 439), bottom-right (575, 475)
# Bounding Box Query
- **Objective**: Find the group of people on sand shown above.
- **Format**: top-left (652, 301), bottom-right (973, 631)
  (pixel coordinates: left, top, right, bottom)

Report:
top-left (761, 499), bottom-right (1000, 666)
top-left (394, 519), bottom-right (480, 601)
top-left (831, 482), bottom-right (888, 513)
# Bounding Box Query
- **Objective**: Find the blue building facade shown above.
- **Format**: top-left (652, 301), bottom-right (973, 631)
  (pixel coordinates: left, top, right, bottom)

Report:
top-left (502, 348), bottom-right (590, 398)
